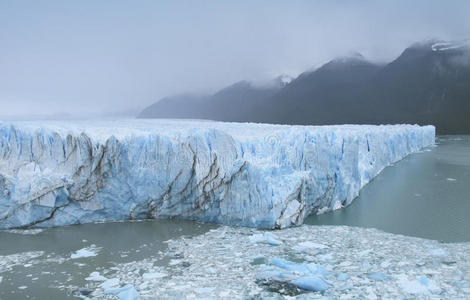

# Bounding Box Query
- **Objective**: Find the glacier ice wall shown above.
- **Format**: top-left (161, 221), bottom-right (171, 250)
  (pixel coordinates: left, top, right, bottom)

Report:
top-left (0, 120), bottom-right (435, 229)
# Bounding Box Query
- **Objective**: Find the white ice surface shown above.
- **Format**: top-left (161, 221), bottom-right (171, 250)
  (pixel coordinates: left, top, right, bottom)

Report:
top-left (70, 246), bottom-right (99, 259)
top-left (142, 272), bottom-right (167, 280)
top-left (100, 278), bottom-right (120, 290)
top-left (1, 225), bottom-right (469, 299)
top-left (431, 40), bottom-right (470, 51)
top-left (0, 119), bottom-right (435, 229)
top-left (80, 226), bottom-right (470, 299)
top-left (85, 272), bottom-right (107, 281)
top-left (249, 232), bottom-right (282, 246)
top-left (105, 284), bottom-right (140, 300)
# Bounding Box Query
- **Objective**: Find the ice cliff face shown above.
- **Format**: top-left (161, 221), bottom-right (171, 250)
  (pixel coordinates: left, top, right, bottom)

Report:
top-left (0, 120), bottom-right (434, 229)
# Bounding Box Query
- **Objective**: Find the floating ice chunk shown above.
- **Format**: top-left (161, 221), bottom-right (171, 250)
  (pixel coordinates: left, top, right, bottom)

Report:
top-left (18, 286), bottom-right (27, 290)
top-left (100, 278), bottom-right (120, 290)
top-left (428, 248), bottom-right (447, 257)
top-left (142, 272), bottom-right (167, 280)
top-left (398, 277), bottom-right (428, 294)
top-left (169, 259), bottom-right (182, 266)
top-left (70, 246), bottom-right (99, 259)
top-left (106, 284), bottom-right (140, 300)
top-left (249, 232), bottom-right (282, 246)
top-left (416, 275), bottom-right (441, 294)
top-left (337, 273), bottom-right (349, 281)
top-left (367, 272), bottom-right (391, 281)
top-left (332, 201), bottom-right (343, 210)
top-left (316, 206), bottom-right (329, 215)
top-left (256, 264), bottom-right (330, 293)
top-left (85, 271), bottom-right (107, 281)
top-left (87, 225), bottom-right (469, 299)
top-left (446, 178), bottom-right (457, 181)
top-left (358, 249), bottom-right (372, 257)
top-left (6, 229), bottom-right (44, 235)
top-left (296, 241), bottom-right (328, 250)
top-left (0, 276), bottom-right (2, 283)
top-left (290, 276), bottom-right (329, 292)
top-left (337, 283), bottom-right (354, 291)
top-left (397, 274), bottom-right (440, 294)
top-left (317, 253), bottom-right (334, 261)
top-left (255, 266), bottom-right (298, 282)
top-left (194, 287), bottom-right (215, 293)
top-left (380, 261), bottom-right (391, 268)
top-left (269, 258), bottom-right (329, 276)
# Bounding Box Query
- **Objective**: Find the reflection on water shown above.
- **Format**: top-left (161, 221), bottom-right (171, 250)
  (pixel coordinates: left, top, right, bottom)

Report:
top-left (305, 135), bottom-right (470, 243)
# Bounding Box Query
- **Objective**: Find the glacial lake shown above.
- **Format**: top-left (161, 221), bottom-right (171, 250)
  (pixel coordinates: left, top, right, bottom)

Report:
top-left (0, 220), bottom-right (216, 299)
top-left (306, 135), bottom-right (470, 243)
top-left (0, 135), bottom-right (469, 299)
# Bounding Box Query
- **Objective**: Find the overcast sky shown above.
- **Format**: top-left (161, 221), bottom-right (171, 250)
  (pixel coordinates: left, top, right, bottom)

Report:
top-left (1, 0), bottom-right (469, 117)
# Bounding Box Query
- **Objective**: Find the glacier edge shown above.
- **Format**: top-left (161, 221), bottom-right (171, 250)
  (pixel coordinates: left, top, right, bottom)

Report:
top-left (0, 120), bottom-right (435, 229)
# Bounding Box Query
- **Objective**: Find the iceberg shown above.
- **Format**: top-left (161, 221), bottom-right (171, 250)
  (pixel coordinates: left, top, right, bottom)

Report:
top-left (99, 278), bottom-right (120, 290)
top-left (397, 274), bottom-right (441, 295)
top-left (142, 272), bottom-right (167, 280)
top-left (249, 232), bottom-right (282, 246)
top-left (256, 257), bottom-right (331, 293)
top-left (105, 284), bottom-right (140, 300)
top-left (290, 276), bottom-right (330, 292)
top-left (70, 245), bottom-right (100, 259)
top-left (0, 120), bottom-right (434, 229)
top-left (269, 257), bottom-right (329, 276)
top-left (85, 272), bottom-right (107, 281)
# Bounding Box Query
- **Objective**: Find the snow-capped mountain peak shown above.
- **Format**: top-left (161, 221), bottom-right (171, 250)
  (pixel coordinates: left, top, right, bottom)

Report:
top-left (431, 40), bottom-right (470, 52)
top-left (278, 74), bottom-right (293, 85)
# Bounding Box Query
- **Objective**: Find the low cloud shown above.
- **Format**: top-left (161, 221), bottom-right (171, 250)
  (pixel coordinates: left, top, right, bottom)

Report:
top-left (0, 0), bottom-right (469, 117)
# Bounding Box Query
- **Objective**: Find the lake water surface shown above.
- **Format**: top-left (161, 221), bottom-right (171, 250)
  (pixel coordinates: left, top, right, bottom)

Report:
top-left (306, 135), bottom-right (470, 243)
top-left (0, 220), bottom-right (216, 299)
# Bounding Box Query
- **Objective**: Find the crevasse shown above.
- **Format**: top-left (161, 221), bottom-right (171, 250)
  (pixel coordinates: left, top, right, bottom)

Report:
top-left (0, 120), bottom-right (435, 229)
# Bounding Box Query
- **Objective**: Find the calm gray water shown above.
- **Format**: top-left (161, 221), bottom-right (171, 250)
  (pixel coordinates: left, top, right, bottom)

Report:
top-left (0, 220), bottom-right (216, 299)
top-left (306, 135), bottom-right (470, 243)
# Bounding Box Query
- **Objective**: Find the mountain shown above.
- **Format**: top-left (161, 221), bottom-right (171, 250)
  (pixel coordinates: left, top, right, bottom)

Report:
top-left (139, 40), bottom-right (470, 134)
top-left (252, 54), bottom-right (382, 125)
top-left (138, 94), bottom-right (209, 119)
top-left (138, 80), bottom-right (283, 122)
top-left (368, 40), bottom-right (470, 133)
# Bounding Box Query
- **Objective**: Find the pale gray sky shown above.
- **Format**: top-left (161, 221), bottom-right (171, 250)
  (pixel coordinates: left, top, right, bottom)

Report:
top-left (1, 0), bottom-right (469, 117)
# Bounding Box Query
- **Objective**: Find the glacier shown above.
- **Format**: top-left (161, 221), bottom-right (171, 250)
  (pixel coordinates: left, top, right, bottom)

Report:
top-left (0, 120), bottom-right (435, 229)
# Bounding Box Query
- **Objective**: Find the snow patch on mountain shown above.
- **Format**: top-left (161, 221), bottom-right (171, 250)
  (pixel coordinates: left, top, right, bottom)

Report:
top-left (431, 40), bottom-right (470, 52)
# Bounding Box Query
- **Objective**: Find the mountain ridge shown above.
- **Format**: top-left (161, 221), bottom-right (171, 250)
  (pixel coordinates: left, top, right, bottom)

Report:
top-left (138, 40), bottom-right (470, 134)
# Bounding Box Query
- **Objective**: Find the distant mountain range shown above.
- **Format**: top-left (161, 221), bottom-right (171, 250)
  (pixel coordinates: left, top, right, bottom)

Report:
top-left (139, 40), bottom-right (470, 134)
top-left (139, 75), bottom-right (291, 122)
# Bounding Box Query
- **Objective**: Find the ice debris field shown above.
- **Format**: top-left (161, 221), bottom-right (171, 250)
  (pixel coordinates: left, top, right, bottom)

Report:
top-left (1, 225), bottom-right (469, 299)
top-left (0, 120), bottom-right (434, 229)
